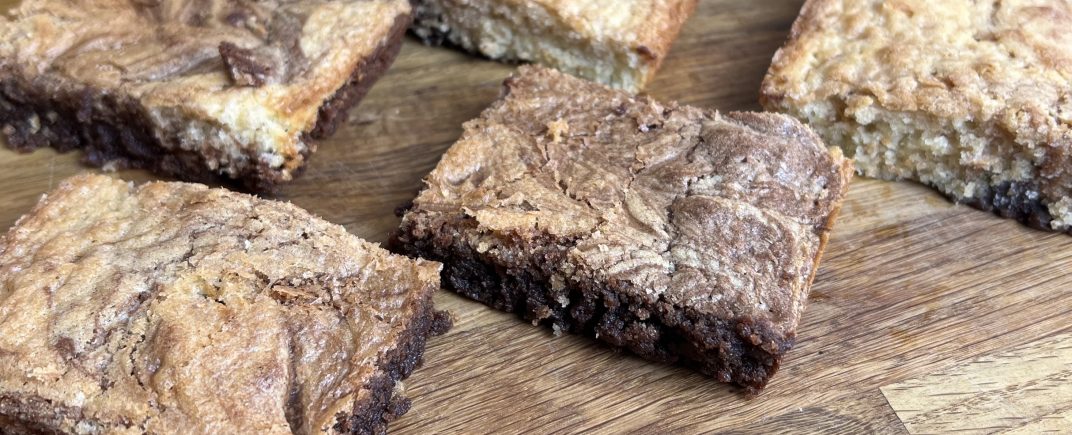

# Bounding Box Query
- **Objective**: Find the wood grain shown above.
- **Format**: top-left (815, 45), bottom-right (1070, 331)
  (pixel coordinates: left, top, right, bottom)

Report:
top-left (1, 0), bottom-right (1071, 433)
top-left (882, 333), bottom-right (1072, 434)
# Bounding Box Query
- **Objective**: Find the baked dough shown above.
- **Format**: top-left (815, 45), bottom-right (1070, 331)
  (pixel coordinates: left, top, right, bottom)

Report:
top-left (762, 0), bottom-right (1072, 232)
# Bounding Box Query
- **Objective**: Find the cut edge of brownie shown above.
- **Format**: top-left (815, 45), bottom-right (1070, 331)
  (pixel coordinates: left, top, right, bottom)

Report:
top-left (308, 13), bottom-right (410, 141)
top-left (335, 290), bottom-right (452, 434)
top-left (760, 0), bottom-right (1072, 234)
top-left (761, 91), bottom-right (1065, 233)
top-left (0, 13), bottom-right (411, 193)
top-left (408, 0), bottom-right (698, 93)
top-left (389, 217), bottom-right (791, 393)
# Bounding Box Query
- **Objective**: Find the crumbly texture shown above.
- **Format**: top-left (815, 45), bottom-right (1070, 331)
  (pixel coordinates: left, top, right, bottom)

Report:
top-left (761, 0), bottom-right (1072, 232)
top-left (394, 66), bottom-right (852, 392)
top-left (0, 174), bottom-right (450, 434)
top-left (0, 0), bottom-right (412, 191)
top-left (411, 0), bottom-right (697, 92)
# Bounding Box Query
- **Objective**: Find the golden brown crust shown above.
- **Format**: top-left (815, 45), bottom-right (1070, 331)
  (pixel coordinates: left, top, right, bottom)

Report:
top-left (764, 0), bottom-right (1072, 138)
top-left (0, 174), bottom-right (443, 433)
top-left (411, 0), bottom-right (697, 92)
top-left (762, 0), bottom-right (1072, 231)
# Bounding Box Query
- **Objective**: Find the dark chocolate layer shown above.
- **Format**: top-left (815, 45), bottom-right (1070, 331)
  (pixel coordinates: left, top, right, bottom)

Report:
top-left (309, 13), bottom-right (410, 140)
top-left (336, 295), bottom-right (452, 435)
top-left (410, 0), bottom-right (454, 46)
top-left (957, 180), bottom-right (1058, 231)
top-left (392, 216), bottom-right (785, 394)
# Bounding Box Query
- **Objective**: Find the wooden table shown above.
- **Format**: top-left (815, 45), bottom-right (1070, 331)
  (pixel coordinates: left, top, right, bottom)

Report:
top-left (2, 1), bottom-right (1070, 433)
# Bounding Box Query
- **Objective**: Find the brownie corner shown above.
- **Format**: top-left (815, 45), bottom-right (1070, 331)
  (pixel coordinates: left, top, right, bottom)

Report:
top-left (308, 12), bottom-right (411, 140)
top-left (333, 290), bottom-right (450, 434)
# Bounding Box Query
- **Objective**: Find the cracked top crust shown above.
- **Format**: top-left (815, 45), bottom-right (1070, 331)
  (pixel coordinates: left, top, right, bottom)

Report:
top-left (408, 66), bottom-right (852, 337)
top-left (761, 0), bottom-right (1072, 187)
top-left (0, 0), bottom-right (410, 180)
top-left (0, 174), bottom-right (440, 434)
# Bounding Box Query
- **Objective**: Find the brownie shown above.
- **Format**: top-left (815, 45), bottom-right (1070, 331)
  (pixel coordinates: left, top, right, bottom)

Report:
top-left (762, 0), bottom-right (1072, 232)
top-left (394, 66), bottom-right (853, 392)
top-left (0, 0), bottom-right (411, 191)
top-left (0, 174), bottom-right (450, 433)
top-left (411, 0), bottom-right (697, 92)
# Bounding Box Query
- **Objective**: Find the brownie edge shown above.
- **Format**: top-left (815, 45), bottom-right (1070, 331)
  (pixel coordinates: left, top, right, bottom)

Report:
top-left (390, 221), bottom-right (792, 393)
top-left (0, 4), bottom-right (411, 192)
top-left (339, 301), bottom-right (452, 435)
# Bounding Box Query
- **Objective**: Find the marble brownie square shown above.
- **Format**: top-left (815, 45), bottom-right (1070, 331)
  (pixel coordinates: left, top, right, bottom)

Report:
top-left (395, 66), bottom-right (852, 392)
top-left (0, 0), bottom-right (411, 190)
top-left (411, 0), bottom-right (697, 92)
